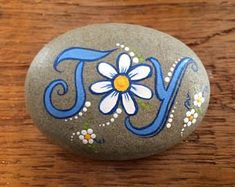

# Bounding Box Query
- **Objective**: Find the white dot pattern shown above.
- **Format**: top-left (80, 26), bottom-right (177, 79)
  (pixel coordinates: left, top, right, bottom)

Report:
top-left (64, 101), bottom-right (91, 122)
top-left (166, 103), bottom-right (177, 129)
top-left (164, 58), bottom-right (183, 83)
top-left (115, 43), bottom-right (140, 64)
top-left (99, 108), bottom-right (122, 127)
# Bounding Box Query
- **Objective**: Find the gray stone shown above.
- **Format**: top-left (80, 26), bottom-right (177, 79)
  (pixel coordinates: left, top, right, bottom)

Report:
top-left (25, 23), bottom-right (210, 160)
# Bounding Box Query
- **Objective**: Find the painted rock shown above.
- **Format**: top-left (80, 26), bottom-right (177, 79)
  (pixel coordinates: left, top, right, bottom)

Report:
top-left (25, 23), bottom-right (210, 160)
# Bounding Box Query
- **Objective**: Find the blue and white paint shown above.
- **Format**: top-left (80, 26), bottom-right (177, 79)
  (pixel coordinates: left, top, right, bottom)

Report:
top-left (43, 47), bottom-right (117, 119)
top-left (43, 45), bottom-right (198, 137)
top-left (89, 53), bottom-right (153, 116)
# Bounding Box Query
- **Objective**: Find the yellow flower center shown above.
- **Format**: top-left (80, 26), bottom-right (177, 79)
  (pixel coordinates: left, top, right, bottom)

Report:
top-left (188, 115), bottom-right (194, 121)
top-left (114, 75), bottom-right (130, 92)
top-left (84, 134), bottom-right (91, 140)
top-left (197, 98), bottom-right (202, 103)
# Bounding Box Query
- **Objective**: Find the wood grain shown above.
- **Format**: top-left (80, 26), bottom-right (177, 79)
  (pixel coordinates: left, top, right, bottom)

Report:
top-left (0, 0), bottom-right (235, 186)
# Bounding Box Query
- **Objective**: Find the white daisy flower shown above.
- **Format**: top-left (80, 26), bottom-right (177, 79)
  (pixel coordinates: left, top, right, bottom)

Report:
top-left (90, 53), bottom-right (153, 115)
top-left (194, 92), bottom-right (205, 107)
top-left (183, 109), bottom-right (198, 127)
top-left (78, 128), bottom-right (96, 144)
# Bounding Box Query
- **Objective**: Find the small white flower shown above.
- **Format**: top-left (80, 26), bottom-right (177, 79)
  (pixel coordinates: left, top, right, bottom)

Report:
top-left (194, 92), bottom-right (205, 107)
top-left (78, 128), bottom-right (96, 144)
top-left (90, 53), bottom-right (153, 115)
top-left (183, 109), bottom-right (198, 127)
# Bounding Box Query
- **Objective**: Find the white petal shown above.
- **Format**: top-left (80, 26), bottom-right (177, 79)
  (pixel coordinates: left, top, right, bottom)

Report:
top-left (79, 135), bottom-right (84, 140)
top-left (122, 93), bottom-right (137, 115)
top-left (91, 134), bottom-right (96, 139)
top-left (98, 62), bottom-right (117, 79)
top-left (88, 139), bottom-right (94, 144)
top-left (187, 121), bottom-right (192, 126)
top-left (192, 119), bottom-right (197, 124)
top-left (99, 91), bottom-right (119, 114)
top-left (87, 128), bottom-right (93, 134)
top-left (194, 101), bottom-right (198, 106)
top-left (194, 113), bottom-right (198, 118)
top-left (130, 84), bottom-right (152, 99)
top-left (128, 65), bottom-right (151, 81)
top-left (191, 109), bottom-right (195, 114)
top-left (184, 118), bottom-right (189, 123)
top-left (118, 53), bottom-right (131, 73)
top-left (198, 92), bottom-right (202, 97)
top-left (82, 139), bottom-right (88, 144)
top-left (201, 97), bottom-right (205, 103)
top-left (90, 81), bottom-right (113, 94)
top-left (194, 94), bottom-right (199, 100)
top-left (81, 130), bottom-right (87, 135)
top-left (186, 111), bottom-right (191, 117)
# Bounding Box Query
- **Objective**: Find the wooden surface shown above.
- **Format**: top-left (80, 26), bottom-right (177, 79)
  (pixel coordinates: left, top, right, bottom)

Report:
top-left (0, 0), bottom-right (235, 186)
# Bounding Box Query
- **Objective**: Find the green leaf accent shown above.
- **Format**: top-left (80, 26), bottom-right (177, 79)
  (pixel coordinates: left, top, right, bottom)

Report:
top-left (132, 50), bottom-right (145, 63)
top-left (194, 107), bottom-right (203, 114)
top-left (83, 122), bottom-right (89, 130)
top-left (137, 100), bottom-right (153, 110)
top-left (88, 143), bottom-right (98, 153)
top-left (138, 55), bottom-right (145, 63)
